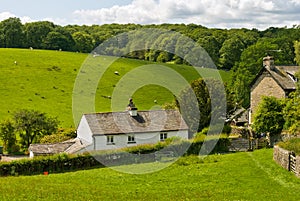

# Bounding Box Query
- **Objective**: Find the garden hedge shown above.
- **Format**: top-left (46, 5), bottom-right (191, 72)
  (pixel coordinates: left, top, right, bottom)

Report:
top-left (0, 137), bottom-right (230, 176)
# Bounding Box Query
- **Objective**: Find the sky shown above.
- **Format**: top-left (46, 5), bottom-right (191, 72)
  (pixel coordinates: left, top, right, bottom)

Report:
top-left (0, 0), bottom-right (299, 29)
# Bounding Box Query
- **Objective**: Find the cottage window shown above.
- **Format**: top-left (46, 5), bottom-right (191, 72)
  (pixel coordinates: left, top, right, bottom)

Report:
top-left (127, 135), bottom-right (136, 144)
top-left (107, 136), bottom-right (114, 145)
top-left (160, 132), bottom-right (168, 141)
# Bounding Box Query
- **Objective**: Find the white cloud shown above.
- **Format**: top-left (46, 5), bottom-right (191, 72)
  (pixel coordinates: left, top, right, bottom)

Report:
top-left (0, 11), bottom-right (34, 24)
top-left (0, 12), bottom-right (16, 21)
top-left (72, 0), bottom-right (300, 29)
top-left (0, 0), bottom-right (299, 29)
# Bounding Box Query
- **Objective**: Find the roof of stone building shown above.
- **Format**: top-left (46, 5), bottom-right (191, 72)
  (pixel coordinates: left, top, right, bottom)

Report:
top-left (82, 109), bottom-right (189, 135)
top-left (269, 66), bottom-right (299, 90)
top-left (252, 65), bottom-right (300, 91)
top-left (227, 108), bottom-right (249, 123)
top-left (28, 138), bottom-right (88, 155)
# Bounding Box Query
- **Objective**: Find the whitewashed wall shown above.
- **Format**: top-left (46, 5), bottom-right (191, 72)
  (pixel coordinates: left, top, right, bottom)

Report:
top-left (92, 130), bottom-right (188, 151)
top-left (77, 115), bottom-right (93, 144)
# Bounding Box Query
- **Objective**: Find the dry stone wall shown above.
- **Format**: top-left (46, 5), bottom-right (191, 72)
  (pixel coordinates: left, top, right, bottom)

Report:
top-left (273, 145), bottom-right (300, 177)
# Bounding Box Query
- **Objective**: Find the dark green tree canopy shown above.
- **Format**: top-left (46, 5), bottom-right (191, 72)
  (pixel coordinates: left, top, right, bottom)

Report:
top-left (13, 109), bottom-right (59, 149)
top-left (252, 96), bottom-right (285, 136)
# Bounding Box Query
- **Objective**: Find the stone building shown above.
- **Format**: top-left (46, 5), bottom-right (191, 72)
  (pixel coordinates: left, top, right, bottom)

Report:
top-left (250, 56), bottom-right (299, 124)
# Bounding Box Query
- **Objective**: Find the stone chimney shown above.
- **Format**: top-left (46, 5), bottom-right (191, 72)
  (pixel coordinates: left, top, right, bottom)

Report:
top-left (263, 56), bottom-right (275, 70)
top-left (127, 98), bottom-right (138, 117)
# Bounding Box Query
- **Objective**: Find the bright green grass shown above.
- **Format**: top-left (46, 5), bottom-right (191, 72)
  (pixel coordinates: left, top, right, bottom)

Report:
top-left (0, 48), bottom-right (231, 128)
top-left (1, 149), bottom-right (300, 201)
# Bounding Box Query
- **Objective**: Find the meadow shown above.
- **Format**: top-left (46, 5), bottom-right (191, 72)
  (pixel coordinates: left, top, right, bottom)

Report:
top-left (1, 149), bottom-right (300, 201)
top-left (0, 48), bottom-right (231, 128)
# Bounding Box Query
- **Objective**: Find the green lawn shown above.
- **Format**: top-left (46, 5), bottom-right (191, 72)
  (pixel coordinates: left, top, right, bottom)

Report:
top-left (1, 149), bottom-right (299, 201)
top-left (0, 48), bottom-right (231, 128)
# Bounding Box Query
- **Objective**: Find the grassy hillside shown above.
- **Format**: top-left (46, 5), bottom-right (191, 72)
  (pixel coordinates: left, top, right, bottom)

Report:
top-left (0, 48), bottom-right (231, 128)
top-left (1, 149), bottom-right (300, 200)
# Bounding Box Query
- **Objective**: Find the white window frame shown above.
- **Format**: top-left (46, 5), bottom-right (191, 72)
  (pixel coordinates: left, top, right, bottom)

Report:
top-left (106, 135), bottom-right (114, 145)
top-left (127, 134), bottom-right (136, 144)
top-left (160, 132), bottom-right (168, 141)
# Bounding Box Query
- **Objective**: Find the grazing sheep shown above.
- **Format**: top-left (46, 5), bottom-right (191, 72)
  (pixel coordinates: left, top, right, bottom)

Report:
top-left (114, 71), bottom-right (119, 75)
top-left (14, 61), bottom-right (17, 65)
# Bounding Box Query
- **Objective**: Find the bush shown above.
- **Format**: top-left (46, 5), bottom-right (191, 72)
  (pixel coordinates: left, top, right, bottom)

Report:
top-left (39, 128), bottom-right (76, 144)
top-left (278, 138), bottom-right (300, 155)
top-left (0, 136), bottom-right (230, 177)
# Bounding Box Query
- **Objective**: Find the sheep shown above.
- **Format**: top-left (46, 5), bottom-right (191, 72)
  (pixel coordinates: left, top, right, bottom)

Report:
top-left (114, 71), bottom-right (120, 75)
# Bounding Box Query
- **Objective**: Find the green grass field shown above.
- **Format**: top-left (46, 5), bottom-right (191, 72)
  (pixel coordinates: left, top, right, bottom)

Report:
top-left (1, 149), bottom-right (299, 201)
top-left (0, 48), bottom-right (231, 128)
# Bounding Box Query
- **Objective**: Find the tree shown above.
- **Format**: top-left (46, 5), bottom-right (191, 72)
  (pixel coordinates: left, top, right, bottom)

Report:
top-left (218, 36), bottom-right (245, 69)
top-left (230, 66), bottom-right (252, 108)
top-left (252, 96), bottom-right (285, 139)
top-left (0, 119), bottom-right (17, 153)
top-left (177, 78), bottom-right (211, 134)
top-left (0, 17), bottom-right (24, 48)
top-left (283, 92), bottom-right (300, 134)
top-left (197, 35), bottom-right (221, 66)
top-left (72, 32), bottom-right (94, 53)
top-left (294, 40), bottom-right (300, 65)
top-left (13, 109), bottom-right (59, 149)
top-left (24, 21), bottom-right (55, 49)
top-left (42, 26), bottom-right (75, 51)
top-left (283, 71), bottom-right (300, 134)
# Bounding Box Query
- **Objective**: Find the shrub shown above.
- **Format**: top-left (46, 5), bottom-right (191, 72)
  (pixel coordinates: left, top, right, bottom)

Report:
top-left (39, 128), bottom-right (76, 144)
top-left (278, 138), bottom-right (300, 155)
top-left (0, 136), bottom-right (230, 177)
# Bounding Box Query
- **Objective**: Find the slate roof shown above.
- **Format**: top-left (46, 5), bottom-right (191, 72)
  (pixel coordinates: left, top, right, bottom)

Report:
top-left (252, 65), bottom-right (299, 91)
top-left (83, 109), bottom-right (188, 135)
top-left (268, 66), bottom-right (299, 90)
top-left (227, 108), bottom-right (249, 123)
top-left (28, 138), bottom-right (88, 155)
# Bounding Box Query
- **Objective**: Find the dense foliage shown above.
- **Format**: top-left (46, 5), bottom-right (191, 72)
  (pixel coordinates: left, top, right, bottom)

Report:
top-left (252, 96), bottom-right (285, 136)
top-left (0, 109), bottom-right (59, 152)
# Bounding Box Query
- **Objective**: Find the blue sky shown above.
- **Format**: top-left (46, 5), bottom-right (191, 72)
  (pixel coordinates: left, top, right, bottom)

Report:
top-left (0, 0), bottom-right (299, 29)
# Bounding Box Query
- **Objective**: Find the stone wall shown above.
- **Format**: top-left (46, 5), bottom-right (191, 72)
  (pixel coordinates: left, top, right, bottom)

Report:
top-left (273, 145), bottom-right (291, 170)
top-left (229, 138), bottom-right (250, 152)
top-left (273, 145), bottom-right (300, 177)
top-left (231, 127), bottom-right (250, 138)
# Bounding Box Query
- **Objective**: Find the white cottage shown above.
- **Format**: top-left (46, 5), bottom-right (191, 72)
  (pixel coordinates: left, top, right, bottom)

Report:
top-left (76, 108), bottom-right (189, 152)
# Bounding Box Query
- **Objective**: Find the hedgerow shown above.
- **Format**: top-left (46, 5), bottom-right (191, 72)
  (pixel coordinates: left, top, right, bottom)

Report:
top-left (0, 136), bottom-right (230, 176)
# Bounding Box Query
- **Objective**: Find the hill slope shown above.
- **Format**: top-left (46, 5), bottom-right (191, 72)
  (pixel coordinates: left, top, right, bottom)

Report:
top-left (0, 48), bottom-right (230, 127)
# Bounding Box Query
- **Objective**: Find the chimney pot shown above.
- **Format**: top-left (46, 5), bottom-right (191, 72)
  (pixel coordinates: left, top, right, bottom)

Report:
top-left (263, 56), bottom-right (275, 70)
top-left (127, 98), bottom-right (138, 116)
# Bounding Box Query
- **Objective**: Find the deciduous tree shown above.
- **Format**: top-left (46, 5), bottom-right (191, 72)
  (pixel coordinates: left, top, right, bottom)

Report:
top-left (0, 119), bottom-right (17, 153)
top-left (252, 96), bottom-right (285, 137)
top-left (13, 109), bottom-right (59, 149)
